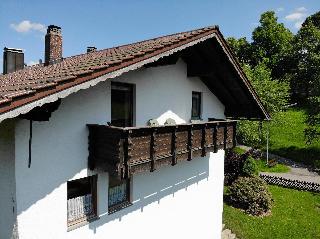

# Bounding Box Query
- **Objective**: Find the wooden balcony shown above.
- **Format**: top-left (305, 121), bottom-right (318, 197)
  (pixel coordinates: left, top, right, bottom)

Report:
top-left (87, 120), bottom-right (237, 179)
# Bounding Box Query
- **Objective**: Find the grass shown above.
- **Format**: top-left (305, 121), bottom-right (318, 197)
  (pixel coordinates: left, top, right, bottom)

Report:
top-left (223, 185), bottom-right (320, 239)
top-left (232, 147), bottom-right (290, 173)
top-left (233, 146), bottom-right (247, 155)
top-left (265, 109), bottom-right (320, 167)
top-left (255, 159), bottom-right (290, 173)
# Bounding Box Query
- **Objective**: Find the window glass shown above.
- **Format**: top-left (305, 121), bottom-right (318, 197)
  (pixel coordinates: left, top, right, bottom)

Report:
top-left (192, 91), bottom-right (201, 119)
top-left (108, 177), bottom-right (130, 211)
top-left (67, 175), bottom-right (97, 225)
top-left (111, 82), bottom-right (134, 127)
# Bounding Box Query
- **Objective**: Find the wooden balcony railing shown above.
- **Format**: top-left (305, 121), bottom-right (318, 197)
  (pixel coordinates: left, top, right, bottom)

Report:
top-left (87, 120), bottom-right (237, 179)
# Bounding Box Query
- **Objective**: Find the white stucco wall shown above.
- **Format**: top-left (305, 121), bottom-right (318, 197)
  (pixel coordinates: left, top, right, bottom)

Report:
top-left (113, 59), bottom-right (225, 125)
top-left (13, 60), bottom-right (226, 239)
top-left (67, 151), bottom-right (225, 239)
top-left (0, 120), bottom-right (17, 239)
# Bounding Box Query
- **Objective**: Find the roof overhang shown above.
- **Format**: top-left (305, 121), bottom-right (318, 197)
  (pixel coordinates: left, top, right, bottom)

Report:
top-left (180, 34), bottom-right (270, 120)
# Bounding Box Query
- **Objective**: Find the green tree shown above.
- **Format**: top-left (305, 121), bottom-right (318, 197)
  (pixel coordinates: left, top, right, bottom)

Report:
top-left (251, 11), bottom-right (294, 80)
top-left (227, 37), bottom-right (253, 65)
top-left (237, 63), bottom-right (290, 146)
top-left (292, 11), bottom-right (320, 142)
top-left (243, 63), bottom-right (290, 114)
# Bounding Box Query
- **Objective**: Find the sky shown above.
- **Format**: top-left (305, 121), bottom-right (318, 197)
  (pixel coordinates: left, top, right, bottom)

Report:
top-left (0, 0), bottom-right (319, 73)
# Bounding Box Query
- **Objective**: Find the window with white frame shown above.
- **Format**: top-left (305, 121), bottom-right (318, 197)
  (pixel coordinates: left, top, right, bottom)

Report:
top-left (67, 175), bottom-right (97, 226)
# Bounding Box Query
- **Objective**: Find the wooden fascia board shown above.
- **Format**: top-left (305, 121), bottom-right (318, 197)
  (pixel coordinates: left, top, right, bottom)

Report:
top-left (213, 29), bottom-right (271, 120)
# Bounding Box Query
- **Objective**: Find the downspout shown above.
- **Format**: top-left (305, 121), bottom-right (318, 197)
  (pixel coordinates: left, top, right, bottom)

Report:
top-left (28, 120), bottom-right (32, 168)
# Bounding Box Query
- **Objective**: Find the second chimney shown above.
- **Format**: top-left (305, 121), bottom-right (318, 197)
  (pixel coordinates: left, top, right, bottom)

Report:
top-left (87, 46), bottom-right (97, 53)
top-left (45, 25), bottom-right (62, 65)
top-left (3, 47), bottom-right (24, 74)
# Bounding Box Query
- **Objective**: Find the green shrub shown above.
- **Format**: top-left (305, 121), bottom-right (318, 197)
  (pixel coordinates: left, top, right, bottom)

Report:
top-left (224, 150), bottom-right (247, 185)
top-left (242, 156), bottom-right (259, 176)
top-left (229, 177), bottom-right (273, 216)
top-left (225, 149), bottom-right (262, 185)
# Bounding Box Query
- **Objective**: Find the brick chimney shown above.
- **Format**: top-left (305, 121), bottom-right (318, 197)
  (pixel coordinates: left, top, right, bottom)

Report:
top-left (87, 46), bottom-right (97, 53)
top-left (3, 47), bottom-right (24, 74)
top-left (45, 25), bottom-right (62, 65)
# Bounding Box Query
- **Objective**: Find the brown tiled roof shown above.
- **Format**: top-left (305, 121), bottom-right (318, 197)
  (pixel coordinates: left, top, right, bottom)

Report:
top-left (0, 25), bottom-right (270, 121)
top-left (0, 26), bottom-right (218, 116)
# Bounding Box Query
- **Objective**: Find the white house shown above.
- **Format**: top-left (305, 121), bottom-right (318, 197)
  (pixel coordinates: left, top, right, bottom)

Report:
top-left (0, 25), bottom-right (269, 239)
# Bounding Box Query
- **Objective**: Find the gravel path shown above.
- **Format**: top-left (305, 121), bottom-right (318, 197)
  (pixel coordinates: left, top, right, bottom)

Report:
top-left (238, 145), bottom-right (320, 184)
top-left (261, 166), bottom-right (320, 184)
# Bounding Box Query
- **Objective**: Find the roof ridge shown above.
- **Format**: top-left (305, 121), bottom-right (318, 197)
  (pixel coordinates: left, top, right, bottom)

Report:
top-left (62, 25), bottom-right (218, 61)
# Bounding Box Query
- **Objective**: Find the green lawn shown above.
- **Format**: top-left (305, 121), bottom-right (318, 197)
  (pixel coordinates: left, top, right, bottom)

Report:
top-left (264, 109), bottom-right (320, 167)
top-left (232, 146), bottom-right (247, 155)
top-left (223, 185), bottom-right (320, 239)
top-left (255, 159), bottom-right (290, 173)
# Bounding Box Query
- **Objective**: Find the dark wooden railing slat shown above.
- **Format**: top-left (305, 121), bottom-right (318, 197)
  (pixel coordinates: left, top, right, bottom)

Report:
top-left (150, 128), bottom-right (156, 172)
top-left (123, 130), bottom-right (131, 179)
top-left (187, 125), bottom-right (193, 161)
top-left (201, 124), bottom-right (207, 157)
top-left (213, 125), bottom-right (218, 153)
top-left (223, 124), bottom-right (227, 150)
top-left (232, 122), bottom-right (237, 148)
top-left (171, 126), bottom-right (177, 165)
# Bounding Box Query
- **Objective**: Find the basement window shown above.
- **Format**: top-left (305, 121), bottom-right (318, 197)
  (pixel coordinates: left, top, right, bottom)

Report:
top-left (192, 91), bottom-right (202, 120)
top-left (108, 177), bottom-right (131, 214)
top-left (67, 175), bottom-right (97, 228)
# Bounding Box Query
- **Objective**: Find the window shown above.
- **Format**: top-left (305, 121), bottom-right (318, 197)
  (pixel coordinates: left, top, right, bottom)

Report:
top-left (108, 177), bottom-right (131, 213)
top-left (111, 82), bottom-right (134, 127)
top-left (192, 91), bottom-right (202, 120)
top-left (67, 175), bottom-right (97, 227)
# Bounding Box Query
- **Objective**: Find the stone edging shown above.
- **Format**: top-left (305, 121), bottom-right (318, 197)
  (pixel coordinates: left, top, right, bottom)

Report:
top-left (260, 174), bottom-right (320, 193)
top-left (222, 224), bottom-right (238, 239)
